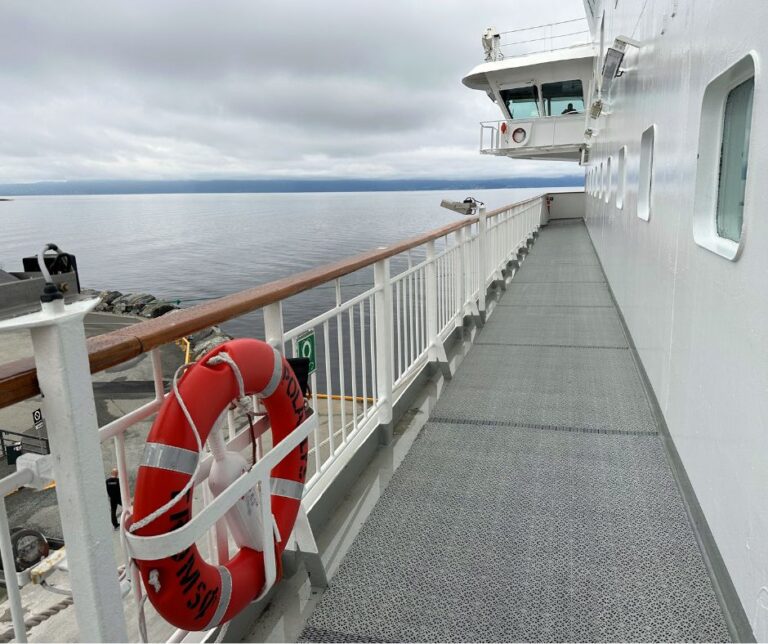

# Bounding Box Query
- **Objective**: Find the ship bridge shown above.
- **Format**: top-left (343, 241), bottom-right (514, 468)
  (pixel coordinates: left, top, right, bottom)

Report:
top-left (463, 19), bottom-right (594, 162)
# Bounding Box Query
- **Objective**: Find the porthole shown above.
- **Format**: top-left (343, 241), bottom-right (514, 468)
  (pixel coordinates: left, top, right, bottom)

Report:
top-left (693, 53), bottom-right (755, 260)
top-left (637, 126), bottom-right (655, 221)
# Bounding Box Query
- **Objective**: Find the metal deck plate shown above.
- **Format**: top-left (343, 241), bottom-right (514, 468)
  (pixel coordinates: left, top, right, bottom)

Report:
top-left (301, 423), bottom-right (729, 643)
top-left (512, 264), bottom-right (606, 283)
top-left (431, 344), bottom-right (656, 434)
top-left (500, 282), bottom-right (614, 307)
top-left (480, 305), bottom-right (627, 348)
top-left (299, 221), bottom-right (730, 643)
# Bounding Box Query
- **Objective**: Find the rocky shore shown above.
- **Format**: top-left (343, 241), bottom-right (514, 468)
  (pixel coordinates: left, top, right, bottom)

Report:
top-left (89, 289), bottom-right (234, 361)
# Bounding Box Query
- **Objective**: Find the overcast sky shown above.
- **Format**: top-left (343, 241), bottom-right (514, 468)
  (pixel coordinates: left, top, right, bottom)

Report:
top-left (1, 1), bottom-right (585, 183)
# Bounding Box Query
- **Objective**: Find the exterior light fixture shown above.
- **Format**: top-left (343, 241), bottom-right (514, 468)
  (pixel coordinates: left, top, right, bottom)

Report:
top-left (482, 28), bottom-right (503, 62)
top-left (601, 35), bottom-right (642, 95)
top-left (602, 47), bottom-right (625, 83)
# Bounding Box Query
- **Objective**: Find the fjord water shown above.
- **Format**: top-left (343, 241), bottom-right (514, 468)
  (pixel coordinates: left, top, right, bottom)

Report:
top-left (2, 188), bottom-right (555, 337)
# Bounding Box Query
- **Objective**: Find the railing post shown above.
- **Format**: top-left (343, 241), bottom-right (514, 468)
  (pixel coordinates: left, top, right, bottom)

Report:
top-left (373, 259), bottom-right (394, 444)
top-left (477, 205), bottom-right (488, 321)
top-left (425, 241), bottom-right (439, 358)
top-left (455, 227), bottom-right (467, 321)
top-left (11, 299), bottom-right (128, 642)
top-left (263, 301), bottom-right (285, 354)
top-left (0, 494), bottom-right (26, 642)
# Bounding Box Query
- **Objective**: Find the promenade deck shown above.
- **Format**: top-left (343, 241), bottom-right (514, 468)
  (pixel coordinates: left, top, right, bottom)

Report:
top-left (298, 220), bottom-right (730, 642)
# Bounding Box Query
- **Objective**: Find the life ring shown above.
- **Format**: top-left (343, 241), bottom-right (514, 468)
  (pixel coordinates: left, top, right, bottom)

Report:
top-left (131, 339), bottom-right (309, 631)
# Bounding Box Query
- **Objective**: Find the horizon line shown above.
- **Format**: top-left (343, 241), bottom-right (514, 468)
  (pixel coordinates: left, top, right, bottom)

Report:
top-left (0, 175), bottom-right (584, 197)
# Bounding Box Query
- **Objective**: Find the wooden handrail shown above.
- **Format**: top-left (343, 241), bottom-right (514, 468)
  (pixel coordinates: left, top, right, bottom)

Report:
top-left (0, 195), bottom-right (548, 409)
top-left (484, 194), bottom-right (543, 218)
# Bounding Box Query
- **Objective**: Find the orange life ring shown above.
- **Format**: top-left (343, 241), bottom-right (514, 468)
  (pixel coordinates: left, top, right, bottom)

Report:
top-left (131, 339), bottom-right (309, 631)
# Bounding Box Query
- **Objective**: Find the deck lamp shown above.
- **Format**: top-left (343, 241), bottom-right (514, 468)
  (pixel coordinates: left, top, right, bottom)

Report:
top-left (440, 197), bottom-right (484, 216)
top-left (602, 47), bottom-right (625, 83)
top-left (601, 35), bottom-right (642, 94)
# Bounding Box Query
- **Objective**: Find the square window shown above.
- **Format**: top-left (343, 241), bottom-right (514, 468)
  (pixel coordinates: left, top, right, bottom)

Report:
top-left (616, 146), bottom-right (626, 209)
top-left (693, 54), bottom-right (755, 260)
top-left (716, 77), bottom-right (753, 242)
top-left (638, 126), bottom-right (655, 221)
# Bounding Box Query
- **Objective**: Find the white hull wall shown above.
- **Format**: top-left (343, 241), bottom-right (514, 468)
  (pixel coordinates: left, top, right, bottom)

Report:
top-left (584, 0), bottom-right (768, 637)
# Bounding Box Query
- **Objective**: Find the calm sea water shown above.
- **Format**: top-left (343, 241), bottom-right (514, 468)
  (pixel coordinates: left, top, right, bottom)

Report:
top-left (2, 188), bottom-right (559, 338)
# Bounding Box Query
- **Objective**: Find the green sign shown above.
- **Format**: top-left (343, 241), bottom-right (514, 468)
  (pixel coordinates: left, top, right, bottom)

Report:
top-left (296, 330), bottom-right (317, 375)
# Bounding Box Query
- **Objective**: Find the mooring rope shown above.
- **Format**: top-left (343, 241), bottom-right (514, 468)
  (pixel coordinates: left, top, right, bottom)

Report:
top-left (0, 596), bottom-right (74, 643)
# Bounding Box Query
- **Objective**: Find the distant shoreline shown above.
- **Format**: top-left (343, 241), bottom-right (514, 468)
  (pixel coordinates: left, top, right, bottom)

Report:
top-left (0, 176), bottom-right (583, 197)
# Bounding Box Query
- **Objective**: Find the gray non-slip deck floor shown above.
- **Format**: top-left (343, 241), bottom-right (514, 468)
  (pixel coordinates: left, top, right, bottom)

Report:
top-left (300, 220), bottom-right (730, 643)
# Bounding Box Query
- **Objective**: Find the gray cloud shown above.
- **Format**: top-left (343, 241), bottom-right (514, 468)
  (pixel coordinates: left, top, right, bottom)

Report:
top-left (0, 0), bottom-right (585, 182)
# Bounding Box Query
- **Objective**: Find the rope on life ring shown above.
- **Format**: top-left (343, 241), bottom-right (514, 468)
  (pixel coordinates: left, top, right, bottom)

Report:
top-left (129, 338), bottom-right (309, 631)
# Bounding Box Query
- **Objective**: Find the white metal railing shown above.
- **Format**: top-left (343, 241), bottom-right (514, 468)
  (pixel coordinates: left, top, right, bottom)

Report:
top-left (0, 196), bottom-right (545, 642)
top-left (480, 116), bottom-right (585, 153)
top-left (489, 17), bottom-right (591, 60)
top-left (480, 122), bottom-right (501, 152)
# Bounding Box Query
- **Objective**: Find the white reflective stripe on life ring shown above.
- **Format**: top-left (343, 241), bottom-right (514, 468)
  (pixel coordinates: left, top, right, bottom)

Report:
top-left (142, 443), bottom-right (199, 476)
top-left (270, 477), bottom-right (304, 500)
top-left (258, 346), bottom-right (283, 399)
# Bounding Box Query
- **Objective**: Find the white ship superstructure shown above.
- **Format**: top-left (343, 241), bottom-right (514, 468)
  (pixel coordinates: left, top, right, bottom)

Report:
top-left (463, 1), bottom-right (767, 641)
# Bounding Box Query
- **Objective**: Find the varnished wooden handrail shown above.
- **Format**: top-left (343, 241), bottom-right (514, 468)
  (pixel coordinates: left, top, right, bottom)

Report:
top-left (0, 195), bottom-right (548, 409)
top-left (0, 218), bottom-right (476, 408)
top-left (484, 194), bottom-right (543, 218)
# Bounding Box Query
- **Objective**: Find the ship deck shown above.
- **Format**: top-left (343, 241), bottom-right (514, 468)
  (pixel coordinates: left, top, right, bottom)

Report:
top-left (293, 220), bottom-right (730, 642)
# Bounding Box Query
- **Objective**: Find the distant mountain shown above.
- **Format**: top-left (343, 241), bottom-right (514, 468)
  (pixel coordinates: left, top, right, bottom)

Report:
top-left (0, 176), bottom-right (583, 196)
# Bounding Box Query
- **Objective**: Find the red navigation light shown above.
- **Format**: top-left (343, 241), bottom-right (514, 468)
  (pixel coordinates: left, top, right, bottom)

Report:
top-left (512, 127), bottom-right (526, 143)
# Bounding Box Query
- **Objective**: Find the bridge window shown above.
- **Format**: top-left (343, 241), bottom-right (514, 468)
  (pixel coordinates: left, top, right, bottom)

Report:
top-left (500, 86), bottom-right (540, 119)
top-left (542, 80), bottom-right (584, 116)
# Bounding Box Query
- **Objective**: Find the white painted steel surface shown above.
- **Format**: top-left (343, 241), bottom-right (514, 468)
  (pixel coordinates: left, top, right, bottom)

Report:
top-left (580, 0), bottom-right (768, 638)
top-left (0, 195), bottom-right (544, 642)
top-left (479, 117), bottom-right (585, 159)
top-left (0, 299), bottom-right (128, 642)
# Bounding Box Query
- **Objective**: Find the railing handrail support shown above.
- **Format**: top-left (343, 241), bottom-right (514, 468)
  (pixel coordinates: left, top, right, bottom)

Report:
top-left (0, 491), bottom-right (27, 641)
top-left (373, 259), bottom-right (394, 444)
top-left (455, 226), bottom-right (468, 319)
top-left (0, 299), bottom-right (128, 641)
top-left (477, 206), bottom-right (488, 321)
top-left (263, 301), bottom-right (285, 354)
top-left (425, 241), bottom-right (439, 360)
